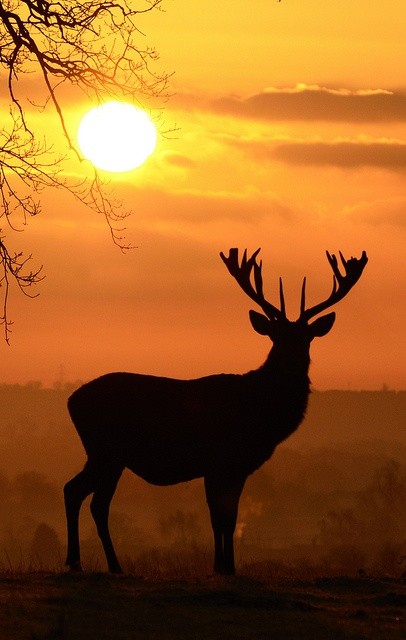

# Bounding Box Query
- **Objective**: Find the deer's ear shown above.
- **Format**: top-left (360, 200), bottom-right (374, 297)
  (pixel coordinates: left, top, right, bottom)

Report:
top-left (249, 310), bottom-right (275, 336)
top-left (308, 312), bottom-right (336, 339)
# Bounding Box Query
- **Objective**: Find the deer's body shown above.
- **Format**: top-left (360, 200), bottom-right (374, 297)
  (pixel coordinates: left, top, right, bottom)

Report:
top-left (64, 247), bottom-right (367, 575)
top-left (68, 362), bottom-right (309, 485)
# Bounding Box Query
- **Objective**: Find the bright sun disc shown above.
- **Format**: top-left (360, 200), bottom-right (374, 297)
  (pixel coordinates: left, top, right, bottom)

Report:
top-left (78, 101), bottom-right (157, 172)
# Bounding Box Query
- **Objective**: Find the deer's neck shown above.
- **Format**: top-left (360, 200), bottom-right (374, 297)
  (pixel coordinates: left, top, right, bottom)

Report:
top-left (259, 345), bottom-right (311, 385)
top-left (249, 345), bottom-right (311, 431)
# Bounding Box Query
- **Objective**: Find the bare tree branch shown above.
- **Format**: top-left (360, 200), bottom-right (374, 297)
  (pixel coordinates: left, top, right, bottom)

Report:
top-left (0, 235), bottom-right (44, 343)
top-left (0, 0), bottom-right (169, 339)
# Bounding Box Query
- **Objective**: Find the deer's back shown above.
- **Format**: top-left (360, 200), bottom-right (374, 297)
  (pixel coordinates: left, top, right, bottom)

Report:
top-left (67, 371), bottom-right (308, 485)
top-left (68, 372), bottom-right (247, 482)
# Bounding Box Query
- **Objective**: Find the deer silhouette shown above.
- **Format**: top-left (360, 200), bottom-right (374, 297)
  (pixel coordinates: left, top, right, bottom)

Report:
top-left (64, 248), bottom-right (368, 575)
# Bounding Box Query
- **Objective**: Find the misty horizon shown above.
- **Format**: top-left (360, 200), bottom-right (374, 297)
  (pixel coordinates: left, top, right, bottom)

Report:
top-left (0, 382), bottom-right (404, 575)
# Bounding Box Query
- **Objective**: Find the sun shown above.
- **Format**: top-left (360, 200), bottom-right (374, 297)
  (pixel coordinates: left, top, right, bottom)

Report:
top-left (77, 101), bottom-right (157, 172)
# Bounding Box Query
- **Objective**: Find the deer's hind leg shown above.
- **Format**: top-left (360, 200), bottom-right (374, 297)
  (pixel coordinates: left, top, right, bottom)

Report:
top-left (90, 465), bottom-right (123, 573)
top-left (64, 462), bottom-right (95, 571)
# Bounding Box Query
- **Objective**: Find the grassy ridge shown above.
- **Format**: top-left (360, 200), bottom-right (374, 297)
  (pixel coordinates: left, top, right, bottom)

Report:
top-left (0, 572), bottom-right (404, 639)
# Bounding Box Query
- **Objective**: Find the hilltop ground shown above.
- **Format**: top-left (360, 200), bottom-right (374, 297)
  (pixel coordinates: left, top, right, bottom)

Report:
top-left (0, 571), bottom-right (405, 640)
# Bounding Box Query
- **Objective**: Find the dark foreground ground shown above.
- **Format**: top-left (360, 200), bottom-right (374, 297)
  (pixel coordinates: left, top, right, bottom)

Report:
top-left (0, 572), bottom-right (405, 640)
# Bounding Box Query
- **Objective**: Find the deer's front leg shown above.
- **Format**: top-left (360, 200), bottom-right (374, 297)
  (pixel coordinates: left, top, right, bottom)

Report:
top-left (204, 475), bottom-right (245, 575)
top-left (212, 528), bottom-right (224, 574)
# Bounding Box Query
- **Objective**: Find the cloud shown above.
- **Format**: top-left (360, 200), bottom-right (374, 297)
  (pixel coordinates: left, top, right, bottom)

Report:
top-left (160, 152), bottom-right (196, 169)
top-left (119, 184), bottom-right (296, 224)
top-left (227, 136), bottom-right (406, 170)
top-left (344, 198), bottom-right (406, 227)
top-left (273, 141), bottom-right (406, 169)
top-left (210, 84), bottom-right (406, 122)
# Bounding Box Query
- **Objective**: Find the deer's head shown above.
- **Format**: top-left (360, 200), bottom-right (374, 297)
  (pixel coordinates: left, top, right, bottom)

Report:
top-left (220, 248), bottom-right (368, 371)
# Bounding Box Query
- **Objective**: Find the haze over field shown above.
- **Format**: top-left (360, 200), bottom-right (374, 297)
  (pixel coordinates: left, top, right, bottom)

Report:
top-left (0, 384), bottom-right (404, 574)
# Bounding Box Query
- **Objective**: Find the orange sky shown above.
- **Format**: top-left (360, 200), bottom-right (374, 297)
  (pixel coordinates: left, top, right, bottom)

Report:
top-left (0, 0), bottom-right (405, 389)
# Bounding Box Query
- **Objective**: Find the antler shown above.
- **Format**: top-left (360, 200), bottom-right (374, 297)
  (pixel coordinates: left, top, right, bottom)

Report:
top-left (220, 248), bottom-right (286, 320)
top-left (300, 250), bottom-right (368, 321)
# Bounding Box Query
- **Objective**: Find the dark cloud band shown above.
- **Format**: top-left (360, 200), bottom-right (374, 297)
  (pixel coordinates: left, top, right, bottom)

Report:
top-left (212, 87), bottom-right (406, 122)
top-left (274, 141), bottom-right (406, 168)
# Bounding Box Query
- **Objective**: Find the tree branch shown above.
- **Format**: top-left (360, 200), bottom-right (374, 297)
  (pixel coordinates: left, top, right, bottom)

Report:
top-left (0, 0), bottom-right (169, 338)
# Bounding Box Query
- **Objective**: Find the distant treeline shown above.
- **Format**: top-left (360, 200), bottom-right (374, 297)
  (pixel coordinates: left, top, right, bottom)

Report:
top-left (0, 382), bottom-right (405, 479)
top-left (295, 388), bottom-right (406, 447)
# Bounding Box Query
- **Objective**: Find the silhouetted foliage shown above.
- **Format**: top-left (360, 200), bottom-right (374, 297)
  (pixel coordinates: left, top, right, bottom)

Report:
top-left (30, 522), bottom-right (62, 568)
top-left (317, 460), bottom-right (406, 573)
top-left (0, 0), bottom-right (169, 339)
top-left (14, 470), bottom-right (60, 514)
top-left (160, 510), bottom-right (201, 548)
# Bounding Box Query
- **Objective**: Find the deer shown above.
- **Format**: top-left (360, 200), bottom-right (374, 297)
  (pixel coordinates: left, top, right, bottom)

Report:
top-left (64, 247), bottom-right (368, 575)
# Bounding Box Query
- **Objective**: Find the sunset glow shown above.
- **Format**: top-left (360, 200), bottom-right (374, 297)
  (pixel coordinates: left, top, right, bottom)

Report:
top-left (0, 0), bottom-right (404, 391)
